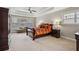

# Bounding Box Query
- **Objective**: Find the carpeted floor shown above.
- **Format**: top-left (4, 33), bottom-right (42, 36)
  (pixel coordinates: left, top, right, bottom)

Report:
top-left (8, 33), bottom-right (76, 51)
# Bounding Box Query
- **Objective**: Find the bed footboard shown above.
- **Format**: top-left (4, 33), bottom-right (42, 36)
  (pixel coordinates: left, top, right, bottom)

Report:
top-left (26, 27), bottom-right (35, 40)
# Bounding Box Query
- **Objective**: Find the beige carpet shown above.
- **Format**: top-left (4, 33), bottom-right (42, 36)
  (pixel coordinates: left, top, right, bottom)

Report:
top-left (8, 33), bottom-right (76, 51)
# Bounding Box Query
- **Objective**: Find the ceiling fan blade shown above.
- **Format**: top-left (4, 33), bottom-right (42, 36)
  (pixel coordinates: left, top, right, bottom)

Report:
top-left (32, 10), bottom-right (36, 12)
top-left (27, 7), bottom-right (37, 13)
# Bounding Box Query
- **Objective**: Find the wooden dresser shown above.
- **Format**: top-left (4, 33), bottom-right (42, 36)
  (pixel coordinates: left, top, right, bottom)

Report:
top-left (75, 32), bottom-right (79, 51)
top-left (0, 7), bottom-right (9, 51)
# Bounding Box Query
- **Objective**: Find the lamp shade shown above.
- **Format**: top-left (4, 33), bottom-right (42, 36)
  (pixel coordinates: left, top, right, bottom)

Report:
top-left (53, 18), bottom-right (62, 29)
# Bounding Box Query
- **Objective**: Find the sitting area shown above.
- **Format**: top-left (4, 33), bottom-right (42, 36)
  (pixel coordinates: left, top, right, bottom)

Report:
top-left (16, 27), bottom-right (26, 33)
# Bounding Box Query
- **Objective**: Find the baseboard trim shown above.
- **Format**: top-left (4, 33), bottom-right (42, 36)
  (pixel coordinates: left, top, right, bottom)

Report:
top-left (61, 36), bottom-right (76, 41)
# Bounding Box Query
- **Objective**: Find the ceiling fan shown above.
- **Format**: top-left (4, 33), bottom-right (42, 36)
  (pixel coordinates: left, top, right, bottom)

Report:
top-left (27, 7), bottom-right (37, 13)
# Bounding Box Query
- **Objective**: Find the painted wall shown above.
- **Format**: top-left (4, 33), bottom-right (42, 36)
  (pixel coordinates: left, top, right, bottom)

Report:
top-left (36, 13), bottom-right (53, 27)
top-left (36, 7), bottom-right (79, 40)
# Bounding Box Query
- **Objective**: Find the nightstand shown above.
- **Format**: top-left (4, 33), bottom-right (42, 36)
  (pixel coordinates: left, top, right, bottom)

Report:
top-left (75, 32), bottom-right (79, 51)
top-left (51, 29), bottom-right (60, 38)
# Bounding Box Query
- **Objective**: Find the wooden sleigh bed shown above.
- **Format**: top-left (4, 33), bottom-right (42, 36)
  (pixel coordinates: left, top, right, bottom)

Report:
top-left (26, 23), bottom-right (53, 40)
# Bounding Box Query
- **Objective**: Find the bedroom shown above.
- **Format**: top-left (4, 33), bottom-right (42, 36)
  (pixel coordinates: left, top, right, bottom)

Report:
top-left (0, 7), bottom-right (79, 51)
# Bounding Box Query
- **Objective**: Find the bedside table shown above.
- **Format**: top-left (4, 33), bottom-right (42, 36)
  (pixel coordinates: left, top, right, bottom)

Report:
top-left (51, 29), bottom-right (60, 38)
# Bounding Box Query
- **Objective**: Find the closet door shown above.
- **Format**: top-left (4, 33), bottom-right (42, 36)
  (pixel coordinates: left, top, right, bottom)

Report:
top-left (0, 7), bottom-right (9, 51)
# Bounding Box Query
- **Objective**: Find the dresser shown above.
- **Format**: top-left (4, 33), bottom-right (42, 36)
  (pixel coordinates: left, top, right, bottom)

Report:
top-left (0, 7), bottom-right (9, 51)
top-left (75, 32), bottom-right (79, 51)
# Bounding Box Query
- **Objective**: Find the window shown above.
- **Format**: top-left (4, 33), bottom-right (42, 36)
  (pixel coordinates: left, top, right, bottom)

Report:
top-left (63, 13), bottom-right (75, 24)
top-left (76, 12), bottom-right (79, 24)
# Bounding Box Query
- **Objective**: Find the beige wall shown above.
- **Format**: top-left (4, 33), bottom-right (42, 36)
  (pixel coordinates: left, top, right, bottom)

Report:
top-left (61, 24), bottom-right (79, 39)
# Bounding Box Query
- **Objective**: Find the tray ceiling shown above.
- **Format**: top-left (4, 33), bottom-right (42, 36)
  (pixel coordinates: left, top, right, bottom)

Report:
top-left (9, 7), bottom-right (68, 17)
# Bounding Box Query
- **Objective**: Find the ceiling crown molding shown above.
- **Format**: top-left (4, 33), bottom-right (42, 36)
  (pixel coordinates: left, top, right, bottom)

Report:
top-left (36, 7), bottom-right (69, 17)
top-left (9, 7), bottom-right (69, 17)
